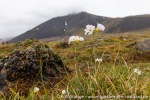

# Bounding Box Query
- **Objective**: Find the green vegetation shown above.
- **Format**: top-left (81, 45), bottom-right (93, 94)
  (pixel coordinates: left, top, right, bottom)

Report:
top-left (0, 33), bottom-right (150, 100)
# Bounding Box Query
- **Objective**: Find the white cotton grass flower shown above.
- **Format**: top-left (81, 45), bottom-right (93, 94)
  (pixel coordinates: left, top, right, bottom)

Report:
top-left (137, 70), bottom-right (141, 75)
top-left (134, 68), bottom-right (138, 73)
top-left (33, 87), bottom-right (39, 93)
top-left (62, 90), bottom-right (66, 95)
top-left (96, 23), bottom-right (105, 32)
top-left (84, 25), bottom-right (95, 35)
top-left (95, 58), bottom-right (102, 63)
top-left (68, 36), bottom-right (76, 44)
top-left (68, 36), bottom-right (84, 44)
top-left (134, 68), bottom-right (141, 75)
top-left (79, 36), bottom-right (84, 41)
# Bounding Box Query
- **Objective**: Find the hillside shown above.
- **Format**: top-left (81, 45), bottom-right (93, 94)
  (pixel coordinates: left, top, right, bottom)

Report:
top-left (9, 12), bottom-right (150, 43)
top-left (106, 15), bottom-right (150, 33)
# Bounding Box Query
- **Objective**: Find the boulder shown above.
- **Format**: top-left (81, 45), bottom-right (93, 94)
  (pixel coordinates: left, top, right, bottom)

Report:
top-left (136, 39), bottom-right (150, 51)
top-left (135, 39), bottom-right (150, 61)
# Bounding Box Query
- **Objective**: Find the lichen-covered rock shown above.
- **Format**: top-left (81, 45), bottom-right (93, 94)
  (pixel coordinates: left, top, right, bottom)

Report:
top-left (135, 39), bottom-right (150, 61)
top-left (136, 39), bottom-right (150, 51)
top-left (0, 39), bottom-right (71, 96)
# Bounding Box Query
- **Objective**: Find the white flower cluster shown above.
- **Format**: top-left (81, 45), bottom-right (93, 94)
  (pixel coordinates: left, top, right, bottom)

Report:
top-left (68, 35), bottom-right (84, 44)
top-left (85, 25), bottom-right (95, 35)
top-left (85, 23), bottom-right (105, 35)
top-left (95, 58), bottom-right (102, 63)
top-left (61, 90), bottom-right (66, 94)
top-left (68, 23), bottom-right (105, 44)
top-left (96, 23), bottom-right (105, 31)
top-left (33, 87), bottom-right (40, 92)
top-left (134, 68), bottom-right (141, 75)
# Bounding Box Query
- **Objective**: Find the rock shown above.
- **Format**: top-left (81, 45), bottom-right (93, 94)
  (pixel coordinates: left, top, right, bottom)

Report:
top-left (0, 39), bottom-right (71, 96)
top-left (119, 36), bottom-right (128, 41)
top-left (97, 38), bottom-right (104, 41)
top-left (135, 39), bottom-right (150, 61)
top-left (56, 41), bottom-right (70, 49)
top-left (136, 39), bottom-right (150, 51)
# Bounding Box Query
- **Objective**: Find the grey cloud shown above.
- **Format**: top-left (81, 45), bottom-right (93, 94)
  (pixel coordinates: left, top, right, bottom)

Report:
top-left (0, 0), bottom-right (87, 39)
top-left (0, 0), bottom-right (150, 39)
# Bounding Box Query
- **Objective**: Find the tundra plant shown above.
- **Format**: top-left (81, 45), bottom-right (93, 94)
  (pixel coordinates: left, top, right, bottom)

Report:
top-left (33, 87), bottom-right (40, 93)
top-left (68, 35), bottom-right (84, 44)
top-left (84, 23), bottom-right (105, 60)
top-left (134, 68), bottom-right (142, 75)
top-left (68, 35), bottom-right (84, 75)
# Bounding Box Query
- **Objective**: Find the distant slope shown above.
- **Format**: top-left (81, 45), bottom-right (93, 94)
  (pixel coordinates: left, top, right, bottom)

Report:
top-left (0, 39), bottom-right (4, 44)
top-left (9, 12), bottom-right (150, 43)
top-left (106, 15), bottom-right (150, 33)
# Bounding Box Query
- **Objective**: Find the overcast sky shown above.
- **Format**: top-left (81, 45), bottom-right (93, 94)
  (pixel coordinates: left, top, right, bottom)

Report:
top-left (0, 0), bottom-right (150, 39)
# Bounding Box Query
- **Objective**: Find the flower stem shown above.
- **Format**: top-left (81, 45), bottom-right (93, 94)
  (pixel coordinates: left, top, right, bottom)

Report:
top-left (40, 56), bottom-right (46, 93)
top-left (92, 32), bottom-right (97, 74)
top-left (40, 56), bottom-right (43, 83)
top-left (74, 43), bottom-right (78, 76)
top-left (92, 32), bottom-right (95, 60)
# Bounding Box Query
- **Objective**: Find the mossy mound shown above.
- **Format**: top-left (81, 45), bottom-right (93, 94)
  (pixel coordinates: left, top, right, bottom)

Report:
top-left (0, 39), bottom-right (70, 96)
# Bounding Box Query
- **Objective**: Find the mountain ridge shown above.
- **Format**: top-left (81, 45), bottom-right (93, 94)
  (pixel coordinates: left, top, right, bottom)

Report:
top-left (9, 12), bottom-right (150, 43)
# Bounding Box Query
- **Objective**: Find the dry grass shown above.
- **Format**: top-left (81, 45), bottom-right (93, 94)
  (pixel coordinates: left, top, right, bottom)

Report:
top-left (0, 33), bottom-right (150, 99)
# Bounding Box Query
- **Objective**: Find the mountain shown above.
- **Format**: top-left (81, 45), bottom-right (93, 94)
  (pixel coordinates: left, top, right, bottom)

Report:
top-left (105, 15), bottom-right (150, 33)
top-left (9, 12), bottom-right (150, 43)
top-left (4, 37), bottom-right (13, 41)
top-left (0, 39), bottom-right (4, 44)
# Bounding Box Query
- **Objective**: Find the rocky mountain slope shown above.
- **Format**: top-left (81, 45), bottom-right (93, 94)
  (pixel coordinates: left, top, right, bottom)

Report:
top-left (9, 12), bottom-right (150, 43)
